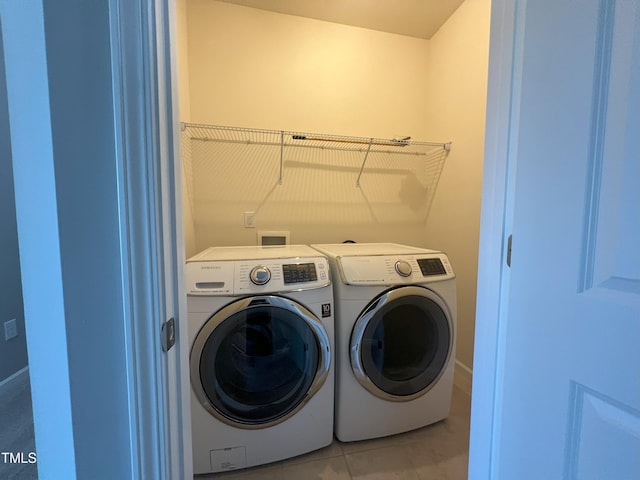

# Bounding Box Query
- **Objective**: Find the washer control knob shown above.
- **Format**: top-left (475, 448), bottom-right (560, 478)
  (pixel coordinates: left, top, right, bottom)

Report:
top-left (395, 260), bottom-right (412, 277)
top-left (249, 265), bottom-right (271, 285)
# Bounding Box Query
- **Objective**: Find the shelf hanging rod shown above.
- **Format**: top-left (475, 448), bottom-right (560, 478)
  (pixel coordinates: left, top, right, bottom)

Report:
top-left (187, 136), bottom-right (438, 157)
top-left (279, 131), bottom-right (284, 185)
top-left (292, 134), bottom-right (410, 148)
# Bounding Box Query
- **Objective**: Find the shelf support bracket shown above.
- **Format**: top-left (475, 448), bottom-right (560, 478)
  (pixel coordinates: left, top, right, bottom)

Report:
top-left (356, 138), bottom-right (373, 187)
top-left (279, 131), bottom-right (284, 185)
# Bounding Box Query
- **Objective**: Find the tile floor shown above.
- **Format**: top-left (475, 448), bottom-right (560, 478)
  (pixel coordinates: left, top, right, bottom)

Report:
top-left (197, 385), bottom-right (471, 479)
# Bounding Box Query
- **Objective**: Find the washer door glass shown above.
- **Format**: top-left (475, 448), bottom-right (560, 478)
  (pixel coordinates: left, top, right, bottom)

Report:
top-left (351, 286), bottom-right (452, 400)
top-left (191, 295), bottom-right (330, 428)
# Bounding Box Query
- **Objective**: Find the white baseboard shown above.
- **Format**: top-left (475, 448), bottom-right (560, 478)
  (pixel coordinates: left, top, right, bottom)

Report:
top-left (453, 360), bottom-right (473, 396)
top-left (0, 365), bottom-right (29, 389)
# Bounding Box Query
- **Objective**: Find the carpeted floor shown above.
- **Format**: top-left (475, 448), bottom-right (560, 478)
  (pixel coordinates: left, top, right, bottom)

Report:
top-left (0, 369), bottom-right (37, 479)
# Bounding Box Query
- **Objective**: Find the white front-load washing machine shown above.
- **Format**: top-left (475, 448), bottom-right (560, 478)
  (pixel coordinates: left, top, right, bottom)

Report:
top-left (311, 243), bottom-right (456, 442)
top-left (186, 245), bottom-right (334, 474)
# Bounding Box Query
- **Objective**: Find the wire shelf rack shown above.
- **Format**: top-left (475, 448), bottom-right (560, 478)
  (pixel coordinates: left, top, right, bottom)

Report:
top-left (181, 123), bottom-right (451, 187)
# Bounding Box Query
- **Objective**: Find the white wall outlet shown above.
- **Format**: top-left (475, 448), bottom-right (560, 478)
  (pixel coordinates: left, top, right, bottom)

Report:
top-left (4, 319), bottom-right (18, 341)
top-left (244, 211), bottom-right (255, 228)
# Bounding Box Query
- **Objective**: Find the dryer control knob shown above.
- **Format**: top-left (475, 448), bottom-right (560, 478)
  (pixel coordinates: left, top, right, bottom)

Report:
top-left (395, 260), bottom-right (412, 277)
top-left (249, 265), bottom-right (271, 285)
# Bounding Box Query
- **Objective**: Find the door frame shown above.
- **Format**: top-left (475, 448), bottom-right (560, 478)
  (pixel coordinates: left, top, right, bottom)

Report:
top-left (468, 0), bottom-right (522, 478)
top-left (0, 3), bottom-right (76, 474)
top-left (2, 0), bottom-right (191, 477)
top-left (2, 0), bottom-right (520, 476)
top-left (108, 0), bottom-right (192, 477)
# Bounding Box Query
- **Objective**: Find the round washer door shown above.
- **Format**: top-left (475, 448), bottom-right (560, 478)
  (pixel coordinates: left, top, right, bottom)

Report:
top-left (350, 285), bottom-right (453, 401)
top-left (190, 295), bottom-right (331, 429)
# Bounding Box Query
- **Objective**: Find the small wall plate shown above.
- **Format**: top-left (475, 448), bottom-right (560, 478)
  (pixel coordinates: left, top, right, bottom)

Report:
top-left (257, 230), bottom-right (290, 246)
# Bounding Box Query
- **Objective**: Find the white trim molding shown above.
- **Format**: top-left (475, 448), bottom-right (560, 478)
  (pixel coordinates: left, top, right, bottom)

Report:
top-left (109, 0), bottom-right (190, 477)
top-left (1, 2), bottom-right (77, 476)
top-left (454, 360), bottom-right (473, 396)
top-left (0, 366), bottom-right (29, 390)
top-left (468, 0), bottom-right (522, 478)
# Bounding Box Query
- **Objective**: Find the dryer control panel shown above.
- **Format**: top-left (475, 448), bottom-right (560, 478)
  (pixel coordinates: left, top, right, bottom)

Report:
top-left (338, 253), bottom-right (454, 286)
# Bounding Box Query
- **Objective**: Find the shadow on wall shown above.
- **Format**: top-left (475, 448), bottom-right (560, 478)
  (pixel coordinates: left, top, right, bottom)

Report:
top-left (181, 124), bottom-right (450, 248)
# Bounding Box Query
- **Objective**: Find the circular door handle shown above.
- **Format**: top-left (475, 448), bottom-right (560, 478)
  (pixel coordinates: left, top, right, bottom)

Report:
top-left (395, 260), bottom-right (412, 277)
top-left (249, 265), bottom-right (271, 285)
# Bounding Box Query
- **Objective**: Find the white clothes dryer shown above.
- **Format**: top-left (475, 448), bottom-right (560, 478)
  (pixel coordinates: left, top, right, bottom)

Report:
top-left (186, 245), bottom-right (334, 474)
top-left (311, 243), bottom-right (456, 442)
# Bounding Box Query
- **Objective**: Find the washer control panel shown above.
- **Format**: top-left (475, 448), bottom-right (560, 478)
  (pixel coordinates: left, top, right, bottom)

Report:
top-left (186, 256), bottom-right (330, 295)
top-left (338, 253), bottom-right (454, 285)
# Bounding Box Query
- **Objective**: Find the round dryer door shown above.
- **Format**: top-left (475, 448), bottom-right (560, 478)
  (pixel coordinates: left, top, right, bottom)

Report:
top-left (190, 295), bottom-right (331, 429)
top-left (350, 286), bottom-right (453, 401)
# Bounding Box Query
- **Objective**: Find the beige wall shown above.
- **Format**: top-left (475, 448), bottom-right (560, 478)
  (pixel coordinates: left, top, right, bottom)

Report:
top-left (176, 0), bottom-right (490, 373)
top-left (185, 0), bottom-right (430, 136)
top-left (183, 0), bottom-right (437, 252)
top-left (175, 0), bottom-right (196, 255)
top-left (424, 0), bottom-right (491, 370)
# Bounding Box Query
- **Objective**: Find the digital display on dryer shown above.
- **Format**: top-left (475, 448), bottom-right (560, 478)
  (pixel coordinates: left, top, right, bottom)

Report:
top-left (417, 258), bottom-right (446, 276)
top-left (283, 263), bottom-right (318, 284)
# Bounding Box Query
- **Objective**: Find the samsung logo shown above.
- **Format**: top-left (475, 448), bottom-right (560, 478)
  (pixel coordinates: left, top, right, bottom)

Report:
top-left (200, 265), bottom-right (222, 270)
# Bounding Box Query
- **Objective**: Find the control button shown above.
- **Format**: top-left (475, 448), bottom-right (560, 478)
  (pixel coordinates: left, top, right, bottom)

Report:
top-left (395, 260), bottom-right (412, 277)
top-left (249, 265), bottom-right (271, 285)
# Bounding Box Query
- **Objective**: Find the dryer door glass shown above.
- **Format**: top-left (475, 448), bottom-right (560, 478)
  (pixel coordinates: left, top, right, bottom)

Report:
top-left (352, 287), bottom-right (452, 399)
top-left (192, 296), bottom-right (330, 427)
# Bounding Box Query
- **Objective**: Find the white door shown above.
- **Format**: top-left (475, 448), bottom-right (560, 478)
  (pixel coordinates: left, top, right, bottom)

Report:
top-left (471, 0), bottom-right (640, 478)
